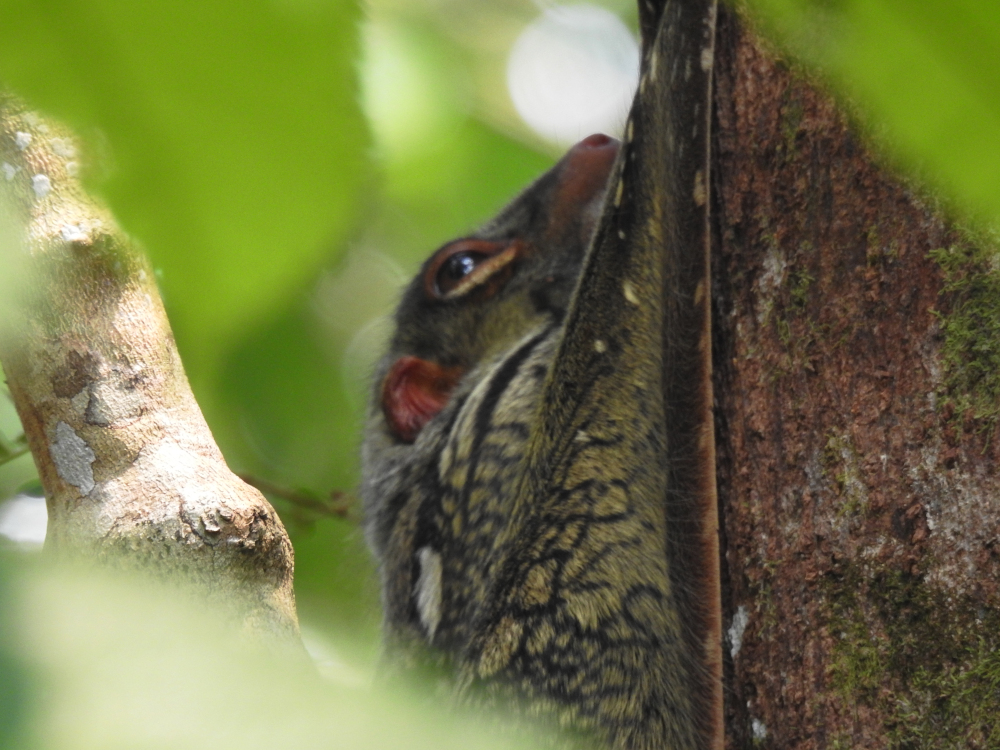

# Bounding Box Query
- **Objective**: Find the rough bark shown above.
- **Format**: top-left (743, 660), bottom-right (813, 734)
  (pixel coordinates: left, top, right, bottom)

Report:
top-left (713, 8), bottom-right (1000, 749)
top-left (0, 95), bottom-right (299, 643)
top-left (3, 1), bottom-right (998, 744)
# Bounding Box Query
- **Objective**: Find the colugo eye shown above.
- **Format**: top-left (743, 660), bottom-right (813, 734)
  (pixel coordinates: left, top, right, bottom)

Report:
top-left (423, 239), bottom-right (520, 300)
top-left (439, 252), bottom-right (485, 290)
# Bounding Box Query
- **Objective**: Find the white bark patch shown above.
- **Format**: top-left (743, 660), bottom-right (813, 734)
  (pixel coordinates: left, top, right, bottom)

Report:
top-left (61, 224), bottom-right (87, 242)
top-left (754, 246), bottom-right (787, 325)
top-left (85, 378), bottom-right (144, 427)
top-left (32, 174), bottom-right (51, 199)
top-left (728, 605), bottom-right (748, 658)
top-left (51, 421), bottom-right (96, 495)
top-left (50, 137), bottom-right (76, 159)
top-left (414, 546), bottom-right (443, 640)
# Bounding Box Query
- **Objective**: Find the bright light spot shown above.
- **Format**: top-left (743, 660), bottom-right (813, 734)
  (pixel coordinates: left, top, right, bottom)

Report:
top-left (0, 493), bottom-right (47, 547)
top-left (507, 4), bottom-right (639, 146)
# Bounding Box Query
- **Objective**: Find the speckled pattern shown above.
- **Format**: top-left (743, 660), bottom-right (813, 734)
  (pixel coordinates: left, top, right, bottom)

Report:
top-left (362, 1), bottom-right (720, 747)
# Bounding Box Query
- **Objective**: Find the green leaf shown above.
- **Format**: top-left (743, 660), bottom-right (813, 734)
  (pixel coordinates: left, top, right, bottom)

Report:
top-left (0, 0), bottom-right (370, 378)
top-left (748, 0), bottom-right (1000, 224)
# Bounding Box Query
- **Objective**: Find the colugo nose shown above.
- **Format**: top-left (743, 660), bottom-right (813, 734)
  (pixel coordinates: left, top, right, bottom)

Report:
top-left (545, 133), bottom-right (620, 239)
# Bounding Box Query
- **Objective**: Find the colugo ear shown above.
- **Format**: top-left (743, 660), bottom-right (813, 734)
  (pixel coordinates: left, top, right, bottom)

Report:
top-left (381, 355), bottom-right (464, 443)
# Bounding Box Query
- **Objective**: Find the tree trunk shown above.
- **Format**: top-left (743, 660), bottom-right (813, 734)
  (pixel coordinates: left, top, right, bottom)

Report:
top-left (2, 2), bottom-right (998, 746)
top-left (713, 8), bottom-right (1000, 748)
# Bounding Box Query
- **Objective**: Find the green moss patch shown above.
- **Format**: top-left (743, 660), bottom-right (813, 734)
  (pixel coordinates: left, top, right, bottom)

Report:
top-left (930, 244), bottom-right (1000, 431)
top-left (824, 564), bottom-right (1000, 749)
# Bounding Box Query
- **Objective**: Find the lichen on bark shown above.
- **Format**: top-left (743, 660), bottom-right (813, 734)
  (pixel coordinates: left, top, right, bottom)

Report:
top-left (0, 95), bottom-right (300, 644)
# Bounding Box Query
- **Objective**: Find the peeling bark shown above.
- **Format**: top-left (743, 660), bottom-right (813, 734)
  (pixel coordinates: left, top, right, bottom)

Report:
top-left (713, 9), bottom-right (1000, 749)
top-left (0, 95), bottom-right (298, 643)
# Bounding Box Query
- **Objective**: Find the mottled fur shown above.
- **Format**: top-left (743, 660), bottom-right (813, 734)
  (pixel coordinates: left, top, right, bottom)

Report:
top-left (362, 1), bottom-right (720, 746)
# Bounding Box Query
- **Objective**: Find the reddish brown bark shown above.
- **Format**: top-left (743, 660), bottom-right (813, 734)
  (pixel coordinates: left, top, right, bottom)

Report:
top-left (713, 8), bottom-right (1000, 749)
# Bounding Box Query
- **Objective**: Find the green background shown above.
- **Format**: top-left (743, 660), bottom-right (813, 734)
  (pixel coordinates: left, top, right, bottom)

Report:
top-left (0, 0), bottom-right (998, 745)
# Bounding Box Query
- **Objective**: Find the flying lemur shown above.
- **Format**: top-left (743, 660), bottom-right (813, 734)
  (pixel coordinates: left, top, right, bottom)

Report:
top-left (361, 1), bottom-right (721, 748)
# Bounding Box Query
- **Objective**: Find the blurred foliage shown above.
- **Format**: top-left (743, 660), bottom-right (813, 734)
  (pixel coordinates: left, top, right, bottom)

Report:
top-left (0, 0), bottom-right (999, 744)
top-left (747, 0), bottom-right (1000, 226)
top-left (0, 0), bottom-right (573, 674)
top-left (0, 557), bottom-right (543, 750)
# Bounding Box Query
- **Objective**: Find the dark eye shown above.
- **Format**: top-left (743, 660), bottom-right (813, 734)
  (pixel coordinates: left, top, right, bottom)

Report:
top-left (424, 239), bottom-right (519, 300)
top-left (437, 252), bottom-right (486, 294)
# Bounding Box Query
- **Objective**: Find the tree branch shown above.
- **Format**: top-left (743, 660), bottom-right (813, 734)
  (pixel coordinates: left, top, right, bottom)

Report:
top-left (0, 94), bottom-right (299, 643)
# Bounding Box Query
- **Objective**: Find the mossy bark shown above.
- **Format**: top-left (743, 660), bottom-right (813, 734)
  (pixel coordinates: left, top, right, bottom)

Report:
top-left (712, 8), bottom-right (1000, 748)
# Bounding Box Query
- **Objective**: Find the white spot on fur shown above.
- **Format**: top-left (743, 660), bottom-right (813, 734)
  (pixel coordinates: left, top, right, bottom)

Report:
top-left (623, 280), bottom-right (639, 305)
top-left (617, 229), bottom-right (626, 240)
top-left (65, 161), bottom-right (79, 177)
top-left (2, 163), bottom-right (16, 181)
top-left (14, 131), bottom-right (31, 150)
top-left (32, 174), bottom-right (51, 198)
top-left (694, 279), bottom-right (706, 305)
top-left (574, 430), bottom-right (589, 443)
top-left (693, 169), bottom-right (706, 207)
top-left (649, 47), bottom-right (658, 82)
top-left (752, 719), bottom-right (767, 741)
top-left (593, 339), bottom-right (607, 354)
top-left (728, 605), bottom-right (748, 658)
top-left (415, 546), bottom-right (443, 640)
top-left (51, 421), bottom-right (96, 495)
top-left (613, 178), bottom-right (624, 207)
top-left (625, 119), bottom-right (633, 143)
top-left (701, 46), bottom-right (713, 71)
